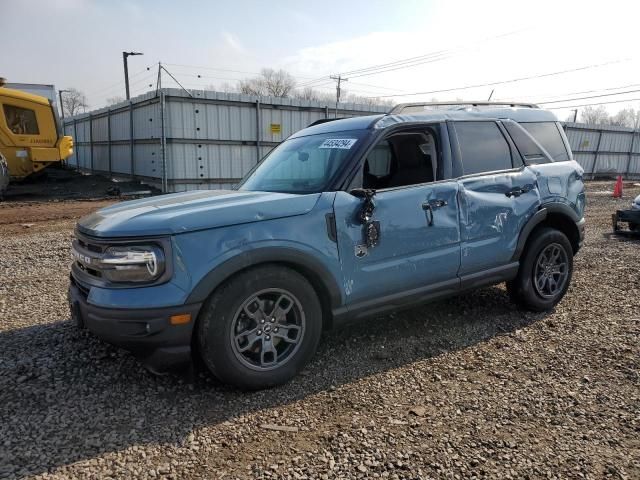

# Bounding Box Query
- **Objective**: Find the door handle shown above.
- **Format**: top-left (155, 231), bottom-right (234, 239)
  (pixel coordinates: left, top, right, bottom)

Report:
top-left (429, 199), bottom-right (448, 208)
top-left (505, 184), bottom-right (533, 198)
top-left (421, 202), bottom-right (434, 226)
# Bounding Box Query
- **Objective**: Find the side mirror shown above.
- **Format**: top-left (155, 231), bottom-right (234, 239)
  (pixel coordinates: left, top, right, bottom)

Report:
top-left (350, 188), bottom-right (376, 223)
top-left (349, 188), bottom-right (376, 199)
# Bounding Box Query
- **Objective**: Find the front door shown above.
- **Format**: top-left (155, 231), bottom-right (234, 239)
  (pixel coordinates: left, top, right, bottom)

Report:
top-left (332, 126), bottom-right (461, 313)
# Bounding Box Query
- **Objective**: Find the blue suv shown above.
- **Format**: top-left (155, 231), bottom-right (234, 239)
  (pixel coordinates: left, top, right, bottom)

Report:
top-left (69, 102), bottom-right (586, 389)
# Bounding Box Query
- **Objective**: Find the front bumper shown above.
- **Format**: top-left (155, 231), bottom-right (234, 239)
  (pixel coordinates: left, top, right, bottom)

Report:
top-left (68, 277), bottom-right (202, 372)
top-left (612, 209), bottom-right (640, 234)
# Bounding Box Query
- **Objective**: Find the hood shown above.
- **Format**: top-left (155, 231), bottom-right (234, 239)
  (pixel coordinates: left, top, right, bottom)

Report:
top-left (78, 190), bottom-right (321, 237)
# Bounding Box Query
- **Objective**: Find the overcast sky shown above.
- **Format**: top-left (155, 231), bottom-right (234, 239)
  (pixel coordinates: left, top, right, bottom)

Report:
top-left (3, 0), bottom-right (640, 120)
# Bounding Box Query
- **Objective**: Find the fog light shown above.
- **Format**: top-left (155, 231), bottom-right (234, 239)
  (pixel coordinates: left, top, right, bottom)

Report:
top-left (170, 313), bottom-right (192, 325)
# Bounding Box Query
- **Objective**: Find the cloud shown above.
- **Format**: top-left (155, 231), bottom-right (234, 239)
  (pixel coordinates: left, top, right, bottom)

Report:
top-left (221, 32), bottom-right (246, 54)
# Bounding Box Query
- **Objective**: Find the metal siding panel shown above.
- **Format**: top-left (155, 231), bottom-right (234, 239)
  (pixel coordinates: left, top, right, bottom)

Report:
top-left (93, 145), bottom-right (109, 172)
top-left (133, 143), bottom-right (161, 178)
top-left (133, 102), bottom-right (161, 140)
top-left (109, 109), bottom-right (131, 141)
top-left (593, 153), bottom-right (628, 174)
top-left (92, 116), bottom-right (109, 142)
top-left (111, 144), bottom-right (132, 175)
top-left (599, 132), bottom-right (632, 152)
top-left (574, 153), bottom-right (595, 173)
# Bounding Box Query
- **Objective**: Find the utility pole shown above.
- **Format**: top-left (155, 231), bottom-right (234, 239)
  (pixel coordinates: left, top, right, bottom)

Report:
top-left (58, 89), bottom-right (70, 120)
top-left (122, 51), bottom-right (144, 100)
top-left (330, 75), bottom-right (348, 118)
top-left (572, 109), bottom-right (578, 123)
top-left (487, 89), bottom-right (495, 101)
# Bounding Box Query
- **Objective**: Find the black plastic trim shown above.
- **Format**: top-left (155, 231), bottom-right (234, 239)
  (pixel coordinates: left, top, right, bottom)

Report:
top-left (459, 262), bottom-right (519, 290)
top-left (511, 208), bottom-right (548, 261)
top-left (68, 281), bottom-right (201, 371)
top-left (325, 213), bottom-right (337, 242)
top-left (185, 247), bottom-right (343, 308)
top-left (332, 278), bottom-right (460, 323)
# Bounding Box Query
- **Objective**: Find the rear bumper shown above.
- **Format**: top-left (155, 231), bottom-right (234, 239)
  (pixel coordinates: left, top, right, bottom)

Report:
top-left (612, 209), bottom-right (640, 232)
top-left (68, 278), bottom-right (201, 372)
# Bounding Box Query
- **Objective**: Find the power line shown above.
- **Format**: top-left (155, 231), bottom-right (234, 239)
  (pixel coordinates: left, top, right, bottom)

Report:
top-left (546, 97), bottom-right (640, 110)
top-left (537, 88), bottom-right (640, 105)
top-left (502, 82), bottom-right (640, 102)
top-left (86, 66), bottom-right (151, 97)
top-left (324, 29), bottom-right (526, 81)
top-left (369, 58), bottom-right (630, 98)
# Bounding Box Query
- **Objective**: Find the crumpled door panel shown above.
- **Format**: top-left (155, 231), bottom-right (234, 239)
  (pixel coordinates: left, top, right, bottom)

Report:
top-left (458, 168), bottom-right (541, 275)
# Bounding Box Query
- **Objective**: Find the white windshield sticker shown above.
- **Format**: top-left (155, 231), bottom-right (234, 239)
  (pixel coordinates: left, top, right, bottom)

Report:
top-left (319, 138), bottom-right (358, 149)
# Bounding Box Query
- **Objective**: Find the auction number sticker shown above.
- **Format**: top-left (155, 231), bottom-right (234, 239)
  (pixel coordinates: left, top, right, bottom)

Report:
top-left (319, 138), bottom-right (358, 149)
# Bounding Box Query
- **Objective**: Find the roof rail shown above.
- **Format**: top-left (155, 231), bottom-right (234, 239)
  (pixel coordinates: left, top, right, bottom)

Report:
top-left (390, 101), bottom-right (540, 114)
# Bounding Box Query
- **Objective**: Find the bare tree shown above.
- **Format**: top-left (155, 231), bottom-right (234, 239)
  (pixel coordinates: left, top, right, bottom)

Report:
top-left (239, 68), bottom-right (296, 97)
top-left (580, 105), bottom-right (610, 126)
top-left (62, 88), bottom-right (89, 116)
top-left (609, 108), bottom-right (640, 128)
top-left (106, 96), bottom-right (125, 106)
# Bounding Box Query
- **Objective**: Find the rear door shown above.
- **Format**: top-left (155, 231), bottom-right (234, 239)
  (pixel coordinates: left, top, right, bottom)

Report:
top-left (450, 120), bottom-right (541, 276)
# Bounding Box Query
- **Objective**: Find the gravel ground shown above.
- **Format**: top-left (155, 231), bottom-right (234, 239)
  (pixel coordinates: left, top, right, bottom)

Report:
top-left (0, 181), bottom-right (639, 479)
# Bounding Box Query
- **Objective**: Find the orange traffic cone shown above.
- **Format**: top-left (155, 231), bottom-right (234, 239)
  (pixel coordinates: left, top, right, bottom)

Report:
top-left (613, 175), bottom-right (623, 198)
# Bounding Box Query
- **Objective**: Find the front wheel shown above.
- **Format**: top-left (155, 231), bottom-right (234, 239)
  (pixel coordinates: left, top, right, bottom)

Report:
top-left (197, 265), bottom-right (322, 389)
top-left (507, 227), bottom-right (574, 312)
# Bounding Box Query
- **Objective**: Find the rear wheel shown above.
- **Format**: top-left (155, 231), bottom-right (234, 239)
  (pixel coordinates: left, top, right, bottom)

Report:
top-left (507, 227), bottom-right (573, 312)
top-left (197, 265), bottom-right (322, 389)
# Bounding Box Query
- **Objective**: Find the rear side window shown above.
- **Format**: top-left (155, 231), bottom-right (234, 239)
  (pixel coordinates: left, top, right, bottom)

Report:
top-left (3, 104), bottom-right (39, 135)
top-left (503, 122), bottom-right (550, 164)
top-left (520, 122), bottom-right (569, 161)
top-left (455, 121), bottom-right (513, 175)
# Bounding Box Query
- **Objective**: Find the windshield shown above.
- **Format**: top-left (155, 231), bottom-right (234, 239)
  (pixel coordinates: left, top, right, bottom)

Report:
top-left (240, 130), bottom-right (368, 193)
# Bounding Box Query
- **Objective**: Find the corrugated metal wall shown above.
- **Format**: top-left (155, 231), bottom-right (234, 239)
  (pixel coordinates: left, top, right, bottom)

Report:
top-left (63, 89), bottom-right (387, 192)
top-left (64, 94), bottom-right (640, 192)
top-left (564, 122), bottom-right (640, 179)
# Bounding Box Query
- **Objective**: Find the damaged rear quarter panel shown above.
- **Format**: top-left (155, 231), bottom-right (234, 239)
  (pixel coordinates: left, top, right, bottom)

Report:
top-left (528, 160), bottom-right (586, 218)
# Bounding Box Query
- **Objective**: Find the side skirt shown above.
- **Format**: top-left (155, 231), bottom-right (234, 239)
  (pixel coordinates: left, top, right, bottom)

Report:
top-left (331, 262), bottom-right (519, 327)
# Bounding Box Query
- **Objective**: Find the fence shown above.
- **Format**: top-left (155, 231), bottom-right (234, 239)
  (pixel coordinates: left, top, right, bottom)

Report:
top-left (62, 88), bottom-right (388, 192)
top-left (563, 122), bottom-right (640, 179)
top-left (63, 94), bottom-right (640, 192)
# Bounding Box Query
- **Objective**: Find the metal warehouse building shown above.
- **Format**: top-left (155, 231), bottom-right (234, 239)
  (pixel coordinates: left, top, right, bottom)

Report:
top-left (63, 91), bottom-right (640, 192)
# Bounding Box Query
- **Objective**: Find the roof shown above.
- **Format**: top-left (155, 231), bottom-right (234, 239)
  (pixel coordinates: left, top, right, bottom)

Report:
top-left (0, 87), bottom-right (51, 106)
top-left (292, 106), bottom-right (559, 137)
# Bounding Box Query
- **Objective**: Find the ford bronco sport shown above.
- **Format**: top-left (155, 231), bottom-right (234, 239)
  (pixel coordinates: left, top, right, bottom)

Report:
top-left (69, 102), bottom-right (586, 389)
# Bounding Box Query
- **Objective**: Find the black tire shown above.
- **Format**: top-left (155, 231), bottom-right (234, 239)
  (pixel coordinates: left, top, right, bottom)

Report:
top-left (197, 265), bottom-right (322, 390)
top-left (507, 227), bottom-right (573, 312)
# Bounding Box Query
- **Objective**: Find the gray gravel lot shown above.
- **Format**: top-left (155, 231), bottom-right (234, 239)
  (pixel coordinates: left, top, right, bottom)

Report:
top-left (1, 181), bottom-right (639, 479)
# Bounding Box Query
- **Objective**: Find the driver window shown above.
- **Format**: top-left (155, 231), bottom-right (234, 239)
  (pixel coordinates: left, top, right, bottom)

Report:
top-left (362, 128), bottom-right (441, 189)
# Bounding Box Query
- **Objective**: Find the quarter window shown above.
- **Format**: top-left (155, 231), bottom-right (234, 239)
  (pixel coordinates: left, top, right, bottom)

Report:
top-left (3, 104), bottom-right (39, 135)
top-left (520, 122), bottom-right (568, 162)
top-left (503, 122), bottom-right (550, 164)
top-left (455, 122), bottom-right (513, 175)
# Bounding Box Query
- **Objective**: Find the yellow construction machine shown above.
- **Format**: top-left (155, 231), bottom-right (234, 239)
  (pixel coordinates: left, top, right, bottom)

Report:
top-left (0, 78), bottom-right (73, 195)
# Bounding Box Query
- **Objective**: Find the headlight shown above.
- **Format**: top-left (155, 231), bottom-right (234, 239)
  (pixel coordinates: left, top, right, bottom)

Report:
top-left (100, 245), bottom-right (165, 283)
